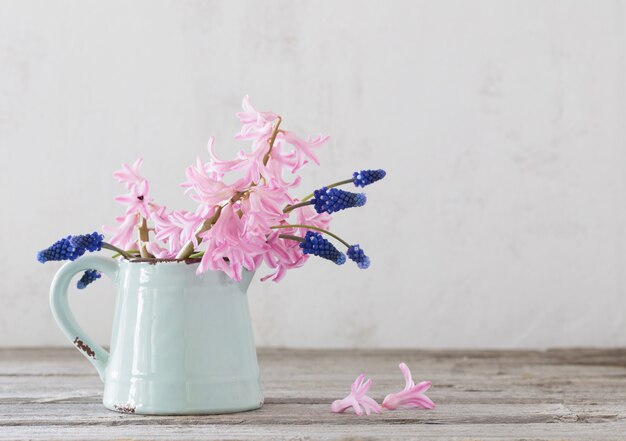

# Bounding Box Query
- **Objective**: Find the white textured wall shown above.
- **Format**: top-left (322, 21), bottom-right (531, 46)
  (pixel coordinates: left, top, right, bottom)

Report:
top-left (1, 0), bottom-right (625, 348)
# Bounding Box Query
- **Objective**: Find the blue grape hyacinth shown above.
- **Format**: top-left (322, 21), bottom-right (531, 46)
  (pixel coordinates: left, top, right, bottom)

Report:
top-left (300, 231), bottom-right (346, 265)
top-left (312, 187), bottom-right (367, 214)
top-left (347, 244), bottom-right (371, 269)
top-left (77, 270), bottom-right (101, 289)
top-left (37, 237), bottom-right (85, 263)
top-left (37, 232), bottom-right (105, 263)
top-left (353, 169), bottom-right (386, 187)
top-left (70, 232), bottom-right (104, 252)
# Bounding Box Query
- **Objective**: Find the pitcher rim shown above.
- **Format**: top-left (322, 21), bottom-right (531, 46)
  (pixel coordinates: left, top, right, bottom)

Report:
top-left (121, 258), bottom-right (202, 265)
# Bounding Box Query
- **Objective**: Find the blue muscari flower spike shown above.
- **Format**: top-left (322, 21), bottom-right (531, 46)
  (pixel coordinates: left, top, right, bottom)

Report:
top-left (312, 187), bottom-right (366, 214)
top-left (300, 231), bottom-right (346, 265)
top-left (37, 232), bottom-right (105, 263)
top-left (77, 270), bottom-right (101, 289)
top-left (37, 236), bottom-right (85, 263)
top-left (347, 244), bottom-right (370, 269)
top-left (70, 232), bottom-right (104, 252)
top-left (353, 169), bottom-right (386, 187)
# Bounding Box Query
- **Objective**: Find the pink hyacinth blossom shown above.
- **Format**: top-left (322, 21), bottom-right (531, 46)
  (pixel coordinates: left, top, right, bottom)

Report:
top-left (241, 185), bottom-right (289, 236)
top-left (206, 137), bottom-right (246, 177)
top-left (196, 204), bottom-right (268, 281)
top-left (279, 131), bottom-right (329, 173)
top-left (257, 205), bottom-right (330, 282)
top-left (260, 230), bottom-right (308, 282)
top-left (235, 95), bottom-right (278, 140)
top-left (232, 96), bottom-right (330, 185)
top-left (113, 158), bottom-right (145, 190)
top-left (103, 213), bottom-right (139, 250)
top-left (181, 154), bottom-right (246, 210)
top-left (151, 208), bottom-right (205, 255)
top-left (114, 179), bottom-right (153, 218)
top-left (331, 373), bottom-right (382, 416)
top-left (382, 363), bottom-right (435, 410)
top-left (104, 97), bottom-right (334, 281)
top-left (150, 207), bottom-right (180, 249)
top-left (144, 242), bottom-right (176, 259)
top-left (295, 203), bottom-right (332, 232)
top-left (263, 147), bottom-right (302, 189)
top-left (207, 135), bottom-right (273, 187)
top-left (234, 144), bottom-right (270, 186)
top-left (168, 210), bottom-right (205, 250)
top-left (108, 158), bottom-right (158, 251)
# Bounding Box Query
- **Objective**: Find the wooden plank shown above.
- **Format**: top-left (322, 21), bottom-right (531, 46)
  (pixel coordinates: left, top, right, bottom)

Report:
top-left (4, 422), bottom-right (626, 441)
top-left (0, 402), bottom-right (585, 425)
top-left (1, 348), bottom-right (625, 440)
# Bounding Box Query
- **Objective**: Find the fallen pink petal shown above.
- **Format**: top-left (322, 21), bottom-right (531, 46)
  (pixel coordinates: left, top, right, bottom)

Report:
top-left (382, 362), bottom-right (435, 410)
top-left (331, 374), bottom-right (382, 416)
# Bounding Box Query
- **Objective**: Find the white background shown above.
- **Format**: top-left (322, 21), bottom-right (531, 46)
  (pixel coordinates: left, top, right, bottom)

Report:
top-left (1, 0), bottom-right (625, 348)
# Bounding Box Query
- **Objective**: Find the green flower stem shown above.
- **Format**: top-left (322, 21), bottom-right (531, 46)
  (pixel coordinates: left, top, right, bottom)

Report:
top-left (137, 216), bottom-right (153, 258)
top-left (283, 200), bottom-right (313, 213)
top-left (188, 251), bottom-right (205, 259)
top-left (111, 249), bottom-right (138, 258)
top-left (271, 224), bottom-right (350, 248)
top-left (278, 234), bottom-right (305, 243)
top-left (262, 117), bottom-right (282, 166)
top-left (102, 243), bottom-right (133, 260)
top-left (300, 178), bottom-right (355, 202)
top-left (175, 205), bottom-right (224, 260)
top-left (110, 249), bottom-right (139, 259)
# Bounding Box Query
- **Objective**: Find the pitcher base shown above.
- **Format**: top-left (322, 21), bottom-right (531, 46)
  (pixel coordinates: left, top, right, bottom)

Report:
top-left (104, 399), bottom-right (263, 415)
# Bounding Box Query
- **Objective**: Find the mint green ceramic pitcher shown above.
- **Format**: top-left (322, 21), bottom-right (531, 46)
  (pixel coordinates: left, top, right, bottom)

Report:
top-left (49, 255), bottom-right (263, 414)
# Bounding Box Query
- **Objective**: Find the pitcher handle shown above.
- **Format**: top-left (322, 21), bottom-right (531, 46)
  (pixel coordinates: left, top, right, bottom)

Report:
top-left (49, 255), bottom-right (119, 381)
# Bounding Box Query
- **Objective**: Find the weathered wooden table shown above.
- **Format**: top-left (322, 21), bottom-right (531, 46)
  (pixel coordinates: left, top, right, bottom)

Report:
top-left (1, 348), bottom-right (626, 440)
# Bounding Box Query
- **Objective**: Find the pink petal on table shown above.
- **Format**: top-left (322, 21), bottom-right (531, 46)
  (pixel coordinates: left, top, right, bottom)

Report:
top-left (331, 373), bottom-right (382, 416)
top-left (382, 362), bottom-right (435, 410)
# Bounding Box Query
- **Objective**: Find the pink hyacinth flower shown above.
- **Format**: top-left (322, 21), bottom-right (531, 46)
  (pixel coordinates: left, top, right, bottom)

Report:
top-left (279, 131), bottom-right (329, 173)
top-left (102, 213), bottom-right (139, 250)
top-left (331, 374), bottom-right (382, 416)
top-left (236, 95), bottom-right (278, 139)
top-left (114, 179), bottom-right (153, 218)
top-left (144, 242), bottom-right (176, 259)
top-left (260, 229), bottom-right (308, 282)
top-left (113, 157), bottom-right (145, 190)
top-left (382, 363), bottom-right (435, 410)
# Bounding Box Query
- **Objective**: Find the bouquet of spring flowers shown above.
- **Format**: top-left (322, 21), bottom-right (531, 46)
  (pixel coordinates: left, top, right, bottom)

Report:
top-left (37, 97), bottom-right (386, 287)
